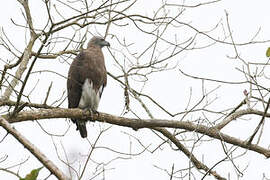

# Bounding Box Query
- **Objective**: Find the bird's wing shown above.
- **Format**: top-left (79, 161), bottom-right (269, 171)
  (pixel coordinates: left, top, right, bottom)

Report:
top-left (67, 52), bottom-right (85, 109)
top-left (98, 84), bottom-right (105, 98)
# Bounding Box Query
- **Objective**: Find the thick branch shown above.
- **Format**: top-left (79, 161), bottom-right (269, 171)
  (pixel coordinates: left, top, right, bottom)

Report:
top-left (1, 0), bottom-right (38, 100)
top-left (4, 108), bottom-right (270, 158)
top-left (17, 0), bottom-right (35, 36)
top-left (1, 35), bottom-right (37, 100)
top-left (0, 117), bottom-right (69, 180)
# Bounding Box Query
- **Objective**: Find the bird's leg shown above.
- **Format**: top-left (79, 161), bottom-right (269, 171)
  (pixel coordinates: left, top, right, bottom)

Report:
top-left (91, 109), bottom-right (99, 115)
top-left (90, 108), bottom-right (100, 121)
top-left (83, 108), bottom-right (99, 122)
top-left (81, 109), bottom-right (89, 121)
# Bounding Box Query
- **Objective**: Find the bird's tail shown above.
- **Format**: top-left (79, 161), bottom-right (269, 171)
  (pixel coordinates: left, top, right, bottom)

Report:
top-left (76, 120), bottom-right (87, 138)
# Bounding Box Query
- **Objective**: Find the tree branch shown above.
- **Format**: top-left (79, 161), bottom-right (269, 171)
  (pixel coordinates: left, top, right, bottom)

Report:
top-left (1, 35), bottom-right (37, 101)
top-left (4, 108), bottom-right (270, 158)
top-left (154, 128), bottom-right (226, 180)
top-left (0, 117), bottom-right (69, 180)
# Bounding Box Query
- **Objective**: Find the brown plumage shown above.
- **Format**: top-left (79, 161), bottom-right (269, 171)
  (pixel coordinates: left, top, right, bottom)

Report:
top-left (67, 36), bottom-right (110, 138)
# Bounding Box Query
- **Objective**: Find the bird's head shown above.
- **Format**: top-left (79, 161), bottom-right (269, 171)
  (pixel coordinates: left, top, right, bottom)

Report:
top-left (88, 36), bottom-right (110, 48)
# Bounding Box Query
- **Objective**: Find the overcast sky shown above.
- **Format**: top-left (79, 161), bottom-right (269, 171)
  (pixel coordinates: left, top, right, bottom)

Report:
top-left (1, 0), bottom-right (270, 180)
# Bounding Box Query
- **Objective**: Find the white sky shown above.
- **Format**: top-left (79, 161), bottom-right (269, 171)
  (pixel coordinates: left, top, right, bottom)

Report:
top-left (1, 0), bottom-right (270, 180)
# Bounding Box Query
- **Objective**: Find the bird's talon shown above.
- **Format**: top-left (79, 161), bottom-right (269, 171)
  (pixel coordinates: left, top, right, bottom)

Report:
top-left (92, 109), bottom-right (99, 115)
top-left (85, 108), bottom-right (98, 122)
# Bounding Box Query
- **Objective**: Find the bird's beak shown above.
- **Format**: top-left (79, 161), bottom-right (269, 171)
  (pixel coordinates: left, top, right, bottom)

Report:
top-left (102, 40), bottom-right (110, 47)
top-left (104, 41), bottom-right (110, 47)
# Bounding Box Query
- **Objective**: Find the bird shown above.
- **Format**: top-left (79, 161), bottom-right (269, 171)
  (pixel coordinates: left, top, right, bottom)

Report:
top-left (67, 36), bottom-right (110, 138)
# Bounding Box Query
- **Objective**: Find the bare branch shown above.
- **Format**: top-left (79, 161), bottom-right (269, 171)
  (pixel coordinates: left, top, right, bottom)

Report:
top-left (155, 128), bottom-right (226, 180)
top-left (247, 97), bottom-right (270, 144)
top-left (1, 35), bottom-right (37, 101)
top-left (0, 117), bottom-right (69, 180)
top-left (3, 108), bottom-right (270, 158)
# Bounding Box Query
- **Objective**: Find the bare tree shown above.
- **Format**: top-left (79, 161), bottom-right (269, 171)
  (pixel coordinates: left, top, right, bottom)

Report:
top-left (0, 0), bottom-right (270, 180)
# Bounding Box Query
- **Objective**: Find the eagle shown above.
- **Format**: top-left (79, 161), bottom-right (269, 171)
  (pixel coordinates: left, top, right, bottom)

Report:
top-left (67, 36), bottom-right (110, 138)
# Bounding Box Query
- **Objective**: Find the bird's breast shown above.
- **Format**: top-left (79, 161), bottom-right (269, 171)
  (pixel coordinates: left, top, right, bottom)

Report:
top-left (78, 78), bottom-right (100, 110)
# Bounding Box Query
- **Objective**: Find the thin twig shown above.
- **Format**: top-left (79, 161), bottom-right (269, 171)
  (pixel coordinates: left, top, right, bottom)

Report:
top-left (43, 82), bottom-right (53, 105)
top-left (247, 97), bottom-right (270, 144)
